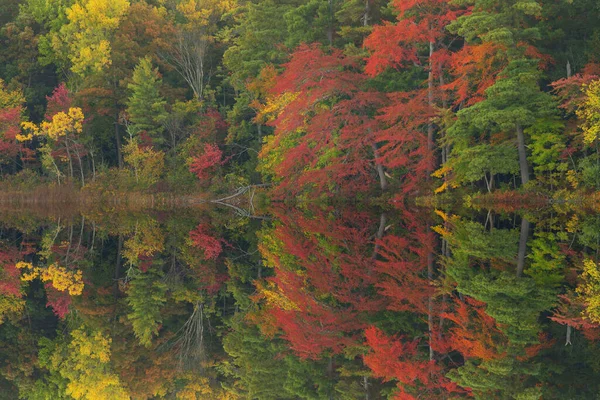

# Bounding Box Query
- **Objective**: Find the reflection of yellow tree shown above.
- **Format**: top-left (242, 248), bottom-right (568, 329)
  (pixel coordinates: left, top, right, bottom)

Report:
top-left (17, 261), bottom-right (84, 295)
top-left (47, 328), bottom-right (129, 400)
top-left (577, 259), bottom-right (600, 323)
top-left (122, 219), bottom-right (164, 266)
top-left (0, 295), bottom-right (24, 325)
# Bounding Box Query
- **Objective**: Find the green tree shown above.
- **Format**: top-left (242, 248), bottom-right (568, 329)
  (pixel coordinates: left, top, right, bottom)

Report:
top-left (126, 56), bottom-right (167, 145)
top-left (126, 268), bottom-right (168, 348)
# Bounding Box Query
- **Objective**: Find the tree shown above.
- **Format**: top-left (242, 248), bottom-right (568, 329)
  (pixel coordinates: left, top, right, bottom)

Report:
top-left (122, 138), bottom-right (165, 189)
top-left (126, 56), bottom-right (167, 145)
top-left (163, 0), bottom-right (235, 100)
top-left (51, 0), bottom-right (130, 77)
top-left (126, 267), bottom-right (168, 348)
top-left (20, 107), bottom-right (86, 182)
top-left (446, 0), bottom-right (556, 186)
top-left (0, 80), bottom-right (24, 170)
top-left (42, 328), bottom-right (130, 400)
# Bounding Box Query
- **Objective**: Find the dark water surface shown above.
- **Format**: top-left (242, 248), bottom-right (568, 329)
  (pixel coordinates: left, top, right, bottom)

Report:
top-left (0, 201), bottom-right (598, 399)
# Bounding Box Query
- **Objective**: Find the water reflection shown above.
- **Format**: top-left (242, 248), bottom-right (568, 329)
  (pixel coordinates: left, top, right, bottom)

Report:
top-left (0, 202), bottom-right (599, 398)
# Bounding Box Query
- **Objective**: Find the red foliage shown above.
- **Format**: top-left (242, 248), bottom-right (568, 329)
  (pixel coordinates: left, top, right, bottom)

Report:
top-left (45, 83), bottom-right (72, 120)
top-left (0, 106), bottom-right (22, 161)
top-left (438, 296), bottom-right (504, 361)
top-left (374, 90), bottom-right (436, 193)
top-left (445, 43), bottom-right (508, 106)
top-left (138, 254), bottom-right (154, 273)
top-left (193, 108), bottom-right (228, 141)
top-left (0, 262), bottom-right (21, 297)
top-left (364, 326), bottom-right (464, 399)
top-left (189, 223), bottom-right (223, 260)
top-left (45, 284), bottom-right (71, 319)
top-left (550, 294), bottom-right (600, 341)
top-left (263, 44), bottom-right (384, 198)
top-left (551, 62), bottom-right (600, 112)
top-left (189, 143), bottom-right (223, 181)
top-left (364, 0), bottom-right (465, 76)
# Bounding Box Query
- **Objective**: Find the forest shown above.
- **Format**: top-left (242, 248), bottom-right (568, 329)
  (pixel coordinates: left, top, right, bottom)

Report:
top-left (2, 0), bottom-right (600, 399)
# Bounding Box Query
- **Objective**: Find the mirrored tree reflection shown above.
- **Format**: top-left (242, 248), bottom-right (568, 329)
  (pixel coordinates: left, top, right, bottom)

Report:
top-left (0, 202), bottom-right (600, 399)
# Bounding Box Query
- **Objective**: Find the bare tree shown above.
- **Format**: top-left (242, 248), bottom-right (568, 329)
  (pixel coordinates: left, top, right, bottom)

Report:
top-left (163, 28), bottom-right (211, 100)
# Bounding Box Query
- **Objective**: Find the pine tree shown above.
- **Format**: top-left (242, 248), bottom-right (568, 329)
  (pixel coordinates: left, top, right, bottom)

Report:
top-left (126, 56), bottom-right (167, 146)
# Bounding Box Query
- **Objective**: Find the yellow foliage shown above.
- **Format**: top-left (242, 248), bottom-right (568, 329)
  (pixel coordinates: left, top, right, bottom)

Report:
top-left (0, 294), bottom-right (25, 325)
top-left (122, 218), bottom-right (165, 266)
top-left (256, 280), bottom-right (299, 311)
top-left (19, 107), bottom-right (84, 142)
top-left (576, 259), bottom-right (600, 323)
top-left (577, 80), bottom-right (600, 145)
top-left (176, 377), bottom-right (213, 400)
top-left (15, 261), bottom-right (33, 270)
top-left (123, 138), bottom-right (165, 188)
top-left (566, 214), bottom-right (579, 234)
top-left (0, 79), bottom-right (25, 109)
top-left (177, 0), bottom-right (235, 27)
top-left (53, 328), bottom-right (130, 400)
top-left (432, 164), bottom-right (451, 179)
top-left (58, 0), bottom-right (130, 76)
top-left (255, 92), bottom-right (299, 124)
top-left (434, 210), bottom-right (450, 222)
top-left (17, 262), bottom-right (84, 295)
top-left (432, 225), bottom-right (450, 238)
top-left (566, 169), bottom-right (579, 189)
top-left (434, 181), bottom-right (449, 194)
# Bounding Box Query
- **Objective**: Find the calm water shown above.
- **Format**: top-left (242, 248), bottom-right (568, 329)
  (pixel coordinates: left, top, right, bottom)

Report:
top-left (0, 201), bottom-right (598, 399)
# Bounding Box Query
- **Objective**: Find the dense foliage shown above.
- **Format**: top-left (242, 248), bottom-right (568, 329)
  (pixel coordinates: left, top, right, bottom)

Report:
top-left (1, 0), bottom-right (600, 399)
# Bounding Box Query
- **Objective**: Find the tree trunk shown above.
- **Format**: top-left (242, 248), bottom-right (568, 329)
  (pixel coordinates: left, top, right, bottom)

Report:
top-left (327, 0), bottom-right (334, 46)
top-left (64, 138), bottom-right (74, 179)
top-left (371, 142), bottom-right (388, 191)
top-left (115, 111), bottom-right (123, 168)
top-left (516, 217), bottom-right (530, 277)
top-left (114, 235), bottom-right (123, 298)
top-left (516, 123), bottom-right (530, 185)
top-left (427, 41), bottom-right (435, 154)
top-left (427, 251), bottom-right (434, 361)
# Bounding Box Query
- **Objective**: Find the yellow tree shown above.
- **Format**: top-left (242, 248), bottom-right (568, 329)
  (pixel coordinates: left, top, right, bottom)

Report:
top-left (17, 261), bottom-right (84, 296)
top-left (51, 0), bottom-right (130, 78)
top-left (20, 107), bottom-right (85, 183)
top-left (47, 327), bottom-right (130, 400)
top-left (578, 80), bottom-right (600, 145)
top-left (123, 138), bottom-right (165, 189)
top-left (576, 259), bottom-right (600, 323)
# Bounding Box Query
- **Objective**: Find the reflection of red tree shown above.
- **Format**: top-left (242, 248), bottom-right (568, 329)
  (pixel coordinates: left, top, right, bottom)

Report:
top-left (0, 247), bottom-right (24, 297)
top-left (438, 296), bottom-right (504, 361)
top-left (0, 262), bottom-right (21, 297)
top-left (364, 327), bottom-right (465, 400)
top-left (189, 223), bottom-right (228, 294)
top-left (256, 206), bottom-right (388, 359)
top-left (45, 283), bottom-right (71, 319)
top-left (189, 223), bottom-right (223, 260)
top-left (551, 294), bottom-right (600, 341)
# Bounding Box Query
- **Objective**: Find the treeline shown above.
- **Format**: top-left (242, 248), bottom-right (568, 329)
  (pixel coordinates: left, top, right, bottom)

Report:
top-left (0, 0), bottom-right (599, 198)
